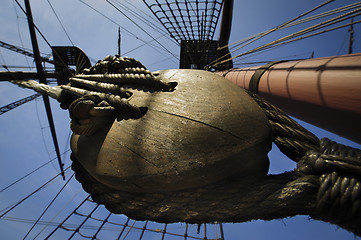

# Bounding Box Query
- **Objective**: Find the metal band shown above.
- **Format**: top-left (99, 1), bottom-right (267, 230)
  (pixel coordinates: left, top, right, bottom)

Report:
top-left (249, 61), bottom-right (284, 94)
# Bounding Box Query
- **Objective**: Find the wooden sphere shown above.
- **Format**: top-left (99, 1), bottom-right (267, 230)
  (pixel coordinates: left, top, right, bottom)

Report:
top-left (70, 69), bottom-right (272, 193)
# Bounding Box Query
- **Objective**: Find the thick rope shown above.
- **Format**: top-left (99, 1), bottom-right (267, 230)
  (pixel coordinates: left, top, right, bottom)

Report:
top-left (59, 55), bottom-right (175, 135)
top-left (248, 92), bottom-right (361, 235)
top-left (298, 138), bottom-right (361, 235)
top-left (246, 90), bottom-right (320, 162)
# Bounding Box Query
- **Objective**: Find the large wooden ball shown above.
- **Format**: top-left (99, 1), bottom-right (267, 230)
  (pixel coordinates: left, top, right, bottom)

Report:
top-left (70, 69), bottom-right (272, 193)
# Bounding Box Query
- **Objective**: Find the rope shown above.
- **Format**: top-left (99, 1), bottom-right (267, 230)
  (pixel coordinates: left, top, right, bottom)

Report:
top-left (211, 0), bottom-right (336, 65)
top-left (208, 3), bottom-right (361, 69)
top-left (60, 55), bottom-right (176, 135)
top-left (298, 138), bottom-right (361, 236)
top-left (248, 92), bottom-right (361, 236)
top-left (246, 90), bottom-right (320, 162)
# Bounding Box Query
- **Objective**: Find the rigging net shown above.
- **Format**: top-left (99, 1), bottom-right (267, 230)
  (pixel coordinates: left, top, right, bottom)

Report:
top-left (143, 0), bottom-right (223, 43)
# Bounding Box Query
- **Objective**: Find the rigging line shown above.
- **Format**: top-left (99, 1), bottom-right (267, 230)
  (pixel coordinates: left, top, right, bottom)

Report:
top-left (77, 0), bottom-right (137, 38)
top-left (63, 129), bottom-right (72, 161)
top-left (227, 1), bottom-right (361, 52)
top-left (257, 10), bottom-right (361, 52)
top-left (68, 204), bottom-right (100, 240)
top-left (122, 33), bottom-right (168, 56)
top-left (205, 0), bottom-right (214, 40)
top-left (146, 55), bottom-right (178, 67)
top-left (209, 0), bottom-right (223, 41)
top-left (0, 166), bottom-right (71, 217)
top-left (0, 149), bottom-right (71, 193)
top-left (0, 93), bottom-right (41, 116)
top-left (142, 1), bottom-right (180, 43)
top-left (32, 189), bottom-right (83, 240)
top-left (106, 0), bottom-right (179, 60)
top-left (150, 0), bottom-right (183, 41)
top-left (161, 223), bottom-right (167, 240)
top-left (92, 212), bottom-right (112, 240)
top-left (232, 18), bottom-right (361, 65)
top-left (258, 19), bottom-right (361, 54)
top-left (12, 0), bottom-right (31, 68)
top-left (175, 0), bottom-right (192, 40)
top-left (210, 0), bottom-right (336, 68)
top-left (186, 0), bottom-right (197, 15)
top-left (0, 50), bottom-right (8, 69)
top-left (0, 215), bottom-right (122, 232)
top-left (203, 0), bottom-right (208, 40)
top-left (0, 65), bottom-right (35, 69)
top-left (165, 0), bottom-right (188, 40)
top-left (233, 52), bottom-right (313, 66)
top-left (22, 173), bottom-right (75, 240)
top-left (196, 0), bottom-right (201, 39)
top-left (13, 0), bottom-right (52, 50)
top-left (139, 220), bottom-right (149, 240)
top-left (221, 0), bottom-right (336, 51)
top-left (122, 219), bottom-right (136, 240)
top-left (14, 0), bottom-right (56, 49)
top-left (212, 8), bottom-right (361, 68)
top-left (0, 171), bottom-right (73, 217)
top-left (184, 0), bottom-right (195, 39)
top-left (112, 0), bottom-right (172, 40)
top-left (34, 97), bottom-right (53, 167)
top-left (45, 195), bottom-right (91, 239)
top-left (274, 2), bottom-right (361, 34)
top-left (0, 40), bottom-right (53, 64)
top-left (14, 0), bottom-right (74, 76)
top-left (115, 218), bottom-right (130, 240)
top-left (124, 0), bottom-right (158, 21)
top-left (45, 0), bottom-right (74, 46)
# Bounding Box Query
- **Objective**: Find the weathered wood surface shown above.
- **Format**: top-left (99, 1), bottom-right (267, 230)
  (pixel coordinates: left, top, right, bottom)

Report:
top-left (72, 158), bottom-right (319, 223)
top-left (71, 69), bottom-right (272, 192)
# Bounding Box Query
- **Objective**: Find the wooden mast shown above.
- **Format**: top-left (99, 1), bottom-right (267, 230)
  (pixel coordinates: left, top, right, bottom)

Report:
top-left (218, 53), bottom-right (361, 144)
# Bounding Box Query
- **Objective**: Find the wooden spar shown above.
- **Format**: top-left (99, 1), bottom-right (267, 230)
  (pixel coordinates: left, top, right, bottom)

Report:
top-left (24, 0), bottom-right (65, 180)
top-left (217, 53), bottom-right (361, 144)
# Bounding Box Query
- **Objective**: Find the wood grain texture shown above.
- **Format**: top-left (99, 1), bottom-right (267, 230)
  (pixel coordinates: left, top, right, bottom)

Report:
top-left (71, 69), bottom-right (272, 192)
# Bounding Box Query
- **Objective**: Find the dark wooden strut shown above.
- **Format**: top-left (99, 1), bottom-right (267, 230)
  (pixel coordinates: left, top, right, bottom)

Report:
top-left (348, 18), bottom-right (354, 54)
top-left (0, 71), bottom-right (58, 81)
top-left (24, 0), bottom-right (65, 180)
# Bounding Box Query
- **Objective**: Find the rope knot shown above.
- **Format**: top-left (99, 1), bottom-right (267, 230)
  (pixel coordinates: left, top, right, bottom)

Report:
top-left (295, 138), bottom-right (361, 235)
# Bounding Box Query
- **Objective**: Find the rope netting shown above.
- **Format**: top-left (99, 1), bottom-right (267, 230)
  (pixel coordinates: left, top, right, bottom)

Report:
top-left (46, 197), bottom-right (225, 240)
top-left (143, 0), bottom-right (223, 43)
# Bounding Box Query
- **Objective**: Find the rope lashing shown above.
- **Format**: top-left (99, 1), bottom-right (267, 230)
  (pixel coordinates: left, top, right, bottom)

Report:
top-left (61, 85), bottom-right (144, 119)
top-left (74, 73), bottom-right (176, 92)
top-left (248, 91), bottom-right (361, 235)
top-left (59, 55), bottom-right (176, 135)
top-left (298, 138), bottom-right (361, 236)
top-left (246, 90), bottom-right (320, 162)
top-left (69, 77), bottom-right (132, 98)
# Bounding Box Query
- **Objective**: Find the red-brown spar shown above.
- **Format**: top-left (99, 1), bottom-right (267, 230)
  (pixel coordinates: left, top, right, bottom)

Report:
top-left (218, 53), bottom-right (361, 144)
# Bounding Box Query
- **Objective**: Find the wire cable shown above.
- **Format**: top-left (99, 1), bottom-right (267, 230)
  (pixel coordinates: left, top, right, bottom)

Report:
top-left (223, 1), bottom-right (361, 53)
top-left (106, 0), bottom-right (179, 60)
top-left (211, 7), bottom-right (361, 68)
top-left (45, 0), bottom-right (74, 46)
top-left (209, 0), bottom-right (337, 68)
top-left (22, 173), bottom-right (75, 240)
top-left (0, 166), bottom-right (71, 217)
top-left (0, 149), bottom-right (70, 193)
top-left (12, 0), bottom-right (31, 68)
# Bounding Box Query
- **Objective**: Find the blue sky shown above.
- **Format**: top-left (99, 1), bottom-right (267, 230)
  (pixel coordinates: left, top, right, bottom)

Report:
top-left (0, 0), bottom-right (361, 239)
